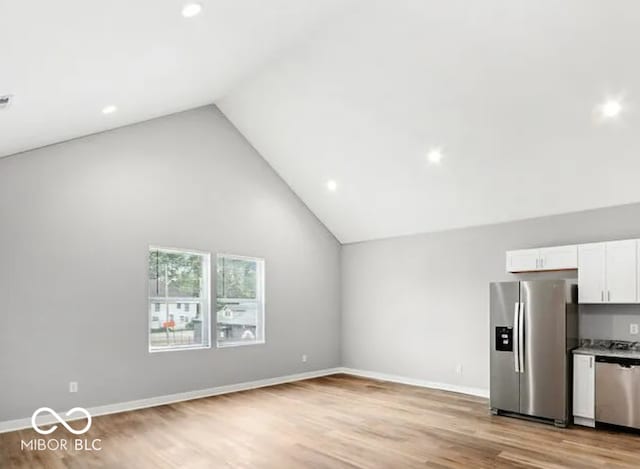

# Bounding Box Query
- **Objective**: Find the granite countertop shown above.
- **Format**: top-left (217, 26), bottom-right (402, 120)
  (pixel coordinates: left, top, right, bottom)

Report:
top-left (572, 347), bottom-right (640, 360)
top-left (573, 339), bottom-right (640, 360)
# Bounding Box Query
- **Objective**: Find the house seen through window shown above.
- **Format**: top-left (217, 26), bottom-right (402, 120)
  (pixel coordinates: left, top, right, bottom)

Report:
top-left (148, 247), bottom-right (210, 351)
top-left (216, 254), bottom-right (265, 347)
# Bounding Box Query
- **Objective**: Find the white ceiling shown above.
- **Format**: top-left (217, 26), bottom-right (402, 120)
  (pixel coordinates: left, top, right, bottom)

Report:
top-left (0, 0), bottom-right (345, 157)
top-left (4, 1), bottom-right (640, 244)
top-left (220, 0), bottom-right (640, 243)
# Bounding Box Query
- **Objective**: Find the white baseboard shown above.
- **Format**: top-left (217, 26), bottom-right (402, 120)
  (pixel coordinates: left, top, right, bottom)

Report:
top-left (341, 367), bottom-right (490, 398)
top-left (0, 367), bottom-right (342, 434)
top-left (0, 367), bottom-right (488, 434)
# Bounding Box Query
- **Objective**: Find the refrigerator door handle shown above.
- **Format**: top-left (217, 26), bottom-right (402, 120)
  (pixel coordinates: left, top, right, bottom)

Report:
top-left (519, 302), bottom-right (525, 373)
top-left (513, 302), bottom-right (520, 373)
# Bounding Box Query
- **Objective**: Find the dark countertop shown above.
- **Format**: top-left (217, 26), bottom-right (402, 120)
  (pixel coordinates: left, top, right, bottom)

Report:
top-left (572, 347), bottom-right (640, 360)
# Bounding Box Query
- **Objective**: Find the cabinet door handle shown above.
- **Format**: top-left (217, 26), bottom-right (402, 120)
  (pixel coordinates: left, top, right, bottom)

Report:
top-left (590, 356), bottom-right (593, 368)
top-left (540, 258), bottom-right (544, 269)
top-left (536, 258), bottom-right (539, 269)
top-left (601, 291), bottom-right (604, 302)
top-left (608, 291), bottom-right (611, 302)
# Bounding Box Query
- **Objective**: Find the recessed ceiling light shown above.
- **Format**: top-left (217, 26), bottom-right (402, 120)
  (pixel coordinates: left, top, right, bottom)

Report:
top-left (327, 180), bottom-right (337, 191)
top-left (427, 148), bottom-right (443, 165)
top-left (601, 99), bottom-right (622, 118)
top-left (182, 3), bottom-right (202, 18)
top-left (102, 105), bottom-right (117, 115)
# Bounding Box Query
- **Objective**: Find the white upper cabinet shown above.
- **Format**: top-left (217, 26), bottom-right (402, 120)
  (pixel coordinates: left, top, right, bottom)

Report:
top-left (506, 245), bottom-right (577, 273)
top-left (605, 240), bottom-right (637, 303)
top-left (638, 241), bottom-right (640, 304)
top-left (578, 240), bottom-right (637, 304)
top-left (506, 249), bottom-right (540, 272)
top-left (507, 239), bottom-right (639, 304)
top-left (539, 245), bottom-right (578, 271)
top-left (578, 243), bottom-right (606, 303)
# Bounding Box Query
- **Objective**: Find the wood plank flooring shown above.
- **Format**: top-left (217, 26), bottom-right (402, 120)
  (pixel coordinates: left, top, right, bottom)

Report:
top-left (1, 374), bottom-right (640, 468)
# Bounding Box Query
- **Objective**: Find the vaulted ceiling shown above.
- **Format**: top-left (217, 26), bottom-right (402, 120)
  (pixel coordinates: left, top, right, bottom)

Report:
top-left (0, 0), bottom-right (346, 156)
top-left (4, 1), bottom-right (640, 243)
top-left (220, 0), bottom-right (640, 243)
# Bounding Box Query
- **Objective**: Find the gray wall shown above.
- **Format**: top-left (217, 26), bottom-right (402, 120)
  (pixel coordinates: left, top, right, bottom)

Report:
top-left (0, 106), bottom-right (341, 422)
top-left (580, 304), bottom-right (640, 341)
top-left (341, 203), bottom-right (640, 393)
top-left (2, 104), bottom-right (640, 422)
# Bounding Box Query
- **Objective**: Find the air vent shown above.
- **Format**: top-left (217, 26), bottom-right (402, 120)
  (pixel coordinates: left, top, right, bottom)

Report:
top-left (0, 95), bottom-right (13, 109)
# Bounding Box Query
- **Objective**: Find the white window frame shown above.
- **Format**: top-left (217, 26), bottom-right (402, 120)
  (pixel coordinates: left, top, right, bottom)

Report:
top-left (148, 245), bottom-right (211, 353)
top-left (216, 253), bottom-right (265, 348)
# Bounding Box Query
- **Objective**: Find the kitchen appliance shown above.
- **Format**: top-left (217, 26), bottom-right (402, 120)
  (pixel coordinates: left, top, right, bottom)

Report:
top-left (596, 356), bottom-right (640, 429)
top-left (490, 280), bottom-right (578, 426)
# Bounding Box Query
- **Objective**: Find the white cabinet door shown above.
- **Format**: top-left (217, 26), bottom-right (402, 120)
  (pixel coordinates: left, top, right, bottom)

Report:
top-left (578, 243), bottom-right (606, 303)
top-left (573, 354), bottom-right (595, 420)
top-left (506, 249), bottom-right (540, 273)
top-left (606, 240), bottom-right (637, 303)
top-left (637, 241), bottom-right (640, 304)
top-left (539, 245), bottom-right (578, 271)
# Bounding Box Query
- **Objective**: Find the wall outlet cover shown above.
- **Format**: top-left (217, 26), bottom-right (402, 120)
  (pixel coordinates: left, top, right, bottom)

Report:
top-left (630, 324), bottom-right (639, 335)
top-left (69, 381), bottom-right (78, 393)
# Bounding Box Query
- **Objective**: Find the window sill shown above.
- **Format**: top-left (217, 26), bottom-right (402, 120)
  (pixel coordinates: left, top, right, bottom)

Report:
top-left (149, 344), bottom-right (211, 353)
top-left (216, 340), bottom-right (265, 349)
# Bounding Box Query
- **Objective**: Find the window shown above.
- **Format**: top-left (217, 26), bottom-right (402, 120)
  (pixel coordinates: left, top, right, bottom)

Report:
top-left (148, 246), bottom-right (210, 352)
top-left (216, 254), bottom-right (265, 347)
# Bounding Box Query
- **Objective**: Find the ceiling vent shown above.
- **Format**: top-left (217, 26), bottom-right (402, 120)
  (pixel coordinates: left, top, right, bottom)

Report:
top-left (0, 95), bottom-right (13, 109)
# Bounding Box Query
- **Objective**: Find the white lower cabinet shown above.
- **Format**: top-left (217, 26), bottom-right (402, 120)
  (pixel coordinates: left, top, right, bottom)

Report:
top-left (573, 354), bottom-right (595, 427)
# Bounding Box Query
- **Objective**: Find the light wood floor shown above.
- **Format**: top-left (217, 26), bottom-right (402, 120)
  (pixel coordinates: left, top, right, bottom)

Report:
top-left (2, 374), bottom-right (640, 468)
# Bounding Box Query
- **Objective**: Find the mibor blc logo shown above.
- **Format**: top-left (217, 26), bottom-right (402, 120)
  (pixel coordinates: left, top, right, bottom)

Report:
top-left (21, 407), bottom-right (102, 452)
top-left (32, 407), bottom-right (92, 435)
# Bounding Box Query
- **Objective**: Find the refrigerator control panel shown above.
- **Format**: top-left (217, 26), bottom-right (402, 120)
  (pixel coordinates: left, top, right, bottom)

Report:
top-left (495, 326), bottom-right (513, 351)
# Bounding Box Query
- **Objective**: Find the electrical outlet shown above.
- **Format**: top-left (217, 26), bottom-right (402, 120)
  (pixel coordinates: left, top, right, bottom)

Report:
top-left (631, 324), bottom-right (639, 335)
top-left (69, 381), bottom-right (78, 393)
top-left (301, 354), bottom-right (308, 363)
top-left (455, 364), bottom-right (463, 375)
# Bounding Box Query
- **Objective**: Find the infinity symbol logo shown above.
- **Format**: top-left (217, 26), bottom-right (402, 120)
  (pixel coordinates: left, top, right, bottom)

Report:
top-left (31, 407), bottom-right (92, 435)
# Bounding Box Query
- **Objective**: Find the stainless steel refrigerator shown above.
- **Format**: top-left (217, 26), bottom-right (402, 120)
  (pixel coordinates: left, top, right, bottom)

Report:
top-left (490, 279), bottom-right (578, 426)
